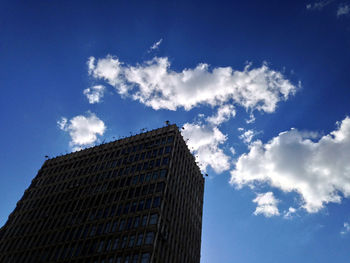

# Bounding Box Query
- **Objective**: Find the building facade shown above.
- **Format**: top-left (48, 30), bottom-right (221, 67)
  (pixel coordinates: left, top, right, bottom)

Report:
top-left (0, 124), bottom-right (205, 263)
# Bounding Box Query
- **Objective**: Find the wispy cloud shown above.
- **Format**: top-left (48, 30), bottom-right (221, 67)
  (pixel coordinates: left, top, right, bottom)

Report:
top-left (253, 192), bottom-right (280, 217)
top-left (148, 38), bottom-right (163, 52)
top-left (337, 4), bottom-right (350, 16)
top-left (58, 112), bottom-right (106, 150)
top-left (231, 117), bottom-right (350, 213)
top-left (283, 207), bottom-right (297, 219)
top-left (83, 85), bottom-right (106, 104)
top-left (340, 222), bottom-right (350, 235)
top-left (238, 128), bottom-right (259, 144)
top-left (306, 0), bottom-right (334, 10)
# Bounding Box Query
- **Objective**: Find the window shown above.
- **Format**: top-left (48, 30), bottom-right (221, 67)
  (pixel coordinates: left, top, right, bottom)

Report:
top-left (141, 215), bottom-right (148, 226)
top-left (133, 216), bottom-right (140, 228)
top-left (139, 174), bottom-right (144, 183)
top-left (136, 234), bottom-right (143, 246)
top-left (106, 239), bottom-right (112, 251)
top-left (90, 226), bottom-right (97, 236)
top-left (128, 235), bottom-right (135, 247)
top-left (118, 220), bottom-right (125, 231)
top-left (104, 222), bottom-right (110, 233)
top-left (132, 254), bottom-right (139, 263)
top-left (96, 224), bottom-right (103, 235)
top-left (160, 169), bottom-right (167, 178)
top-left (152, 197), bottom-right (161, 208)
top-left (156, 182), bottom-right (165, 192)
top-left (132, 176), bottom-right (138, 185)
top-left (137, 200), bottom-right (144, 211)
top-left (112, 238), bottom-right (119, 250)
top-left (148, 184), bottom-right (155, 194)
top-left (97, 240), bottom-right (104, 253)
top-left (111, 221), bottom-right (118, 232)
top-left (145, 198), bottom-right (152, 209)
top-left (121, 236), bottom-right (127, 248)
top-left (149, 214), bottom-right (158, 225)
top-left (123, 203), bottom-right (130, 214)
top-left (165, 146), bottom-right (172, 153)
top-left (141, 253), bottom-right (150, 263)
top-left (152, 171), bottom-right (158, 180)
top-left (126, 218), bottom-right (133, 230)
top-left (162, 157), bottom-right (169, 165)
top-left (143, 162), bottom-right (149, 170)
top-left (130, 201), bottom-right (137, 213)
top-left (145, 232), bottom-right (154, 245)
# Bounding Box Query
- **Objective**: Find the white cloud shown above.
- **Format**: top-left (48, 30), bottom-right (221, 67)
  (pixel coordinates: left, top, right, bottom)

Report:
top-left (253, 192), bottom-right (280, 217)
top-left (283, 207), bottom-right (297, 219)
top-left (341, 222), bottom-right (350, 235)
top-left (88, 56), bottom-right (124, 90)
top-left (337, 4), bottom-right (350, 16)
top-left (206, 105), bottom-right (236, 125)
top-left (230, 117), bottom-right (350, 213)
top-left (306, 0), bottom-right (334, 10)
top-left (149, 39), bottom-right (163, 52)
top-left (58, 112), bottom-right (106, 149)
top-left (83, 85), bottom-right (106, 104)
top-left (245, 113), bottom-right (256, 124)
top-left (239, 128), bottom-right (257, 144)
top-left (57, 117), bottom-right (68, 130)
top-left (88, 56), bottom-right (298, 113)
top-left (181, 122), bottom-right (231, 173)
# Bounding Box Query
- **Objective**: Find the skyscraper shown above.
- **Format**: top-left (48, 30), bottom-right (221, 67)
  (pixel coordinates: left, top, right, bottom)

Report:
top-left (0, 124), bottom-right (205, 263)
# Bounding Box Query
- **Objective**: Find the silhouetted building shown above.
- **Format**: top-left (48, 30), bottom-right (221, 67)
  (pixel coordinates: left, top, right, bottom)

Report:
top-left (0, 124), bottom-right (204, 263)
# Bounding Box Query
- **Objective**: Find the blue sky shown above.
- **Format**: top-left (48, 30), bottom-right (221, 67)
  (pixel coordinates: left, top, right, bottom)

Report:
top-left (1, 0), bottom-right (350, 262)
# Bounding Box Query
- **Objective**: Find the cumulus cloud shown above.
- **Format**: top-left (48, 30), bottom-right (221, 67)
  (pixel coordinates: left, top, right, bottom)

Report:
top-left (58, 112), bottom-right (106, 149)
top-left (88, 56), bottom-right (298, 112)
top-left (181, 122), bottom-right (231, 173)
top-left (253, 192), bottom-right (280, 217)
top-left (149, 39), bottom-right (163, 52)
top-left (230, 117), bottom-right (350, 213)
top-left (340, 222), bottom-right (350, 235)
top-left (83, 85), bottom-right (106, 104)
top-left (87, 54), bottom-right (298, 175)
top-left (306, 0), bottom-right (334, 10)
top-left (337, 4), bottom-right (350, 16)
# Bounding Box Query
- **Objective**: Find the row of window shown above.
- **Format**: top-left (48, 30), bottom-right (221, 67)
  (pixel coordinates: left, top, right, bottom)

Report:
top-left (28, 158), bottom-right (169, 200)
top-left (5, 194), bottom-right (162, 239)
top-left (1, 213), bottom-right (158, 253)
top-left (41, 135), bottom-right (174, 176)
top-left (21, 168), bottom-right (168, 212)
top-left (15, 180), bottom-right (165, 226)
top-left (40, 147), bottom-right (171, 187)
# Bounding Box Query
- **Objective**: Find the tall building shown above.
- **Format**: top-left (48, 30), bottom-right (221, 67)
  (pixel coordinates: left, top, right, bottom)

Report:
top-left (0, 124), bottom-right (205, 263)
